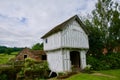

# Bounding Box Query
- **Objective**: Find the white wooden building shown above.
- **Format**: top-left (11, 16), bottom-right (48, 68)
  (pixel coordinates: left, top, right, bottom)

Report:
top-left (41, 15), bottom-right (89, 72)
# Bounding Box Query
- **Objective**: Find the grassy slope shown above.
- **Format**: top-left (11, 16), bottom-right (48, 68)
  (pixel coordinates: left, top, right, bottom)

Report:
top-left (0, 52), bottom-right (18, 64)
top-left (67, 69), bottom-right (120, 80)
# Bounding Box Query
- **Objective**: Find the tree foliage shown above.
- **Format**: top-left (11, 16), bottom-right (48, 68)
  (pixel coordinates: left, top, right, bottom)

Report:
top-left (84, 20), bottom-right (104, 57)
top-left (92, 0), bottom-right (120, 52)
top-left (84, 0), bottom-right (120, 70)
top-left (0, 46), bottom-right (23, 54)
top-left (84, 0), bottom-right (120, 57)
top-left (32, 43), bottom-right (43, 50)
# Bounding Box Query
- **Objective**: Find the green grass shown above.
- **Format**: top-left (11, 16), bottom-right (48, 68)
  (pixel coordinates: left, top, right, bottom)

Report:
top-left (66, 69), bottom-right (120, 80)
top-left (0, 52), bottom-right (18, 64)
top-left (67, 73), bottom-right (112, 80)
top-left (98, 70), bottom-right (120, 79)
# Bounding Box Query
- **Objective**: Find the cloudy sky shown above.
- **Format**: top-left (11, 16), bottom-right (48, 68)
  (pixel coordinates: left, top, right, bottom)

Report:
top-left (0, 0), bottom-right (97, 47)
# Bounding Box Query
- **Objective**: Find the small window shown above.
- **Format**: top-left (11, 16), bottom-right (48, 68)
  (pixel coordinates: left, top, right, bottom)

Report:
top-left (24, 55), bottom-right (27, 59)
top-left (42, 55), bottom-right (47, 60)
top-left (45, 39), bottom-right (48, 43)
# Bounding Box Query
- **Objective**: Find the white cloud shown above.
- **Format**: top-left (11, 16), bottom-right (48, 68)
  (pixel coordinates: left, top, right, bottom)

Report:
top-left (0, 0), bottom-right (97, 47)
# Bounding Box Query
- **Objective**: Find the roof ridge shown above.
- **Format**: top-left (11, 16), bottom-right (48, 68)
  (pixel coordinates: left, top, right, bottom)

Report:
top-left (41, 15), bottom-right (88, 38)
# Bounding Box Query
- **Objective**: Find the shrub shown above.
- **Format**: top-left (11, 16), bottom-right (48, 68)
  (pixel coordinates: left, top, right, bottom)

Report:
top-left (82, 64), bottom-right (93, 73)
top-left (0, 74), bottom-right (8, 80)
top-left (0, 67), bottom-right (18, 80)
top-left (19, 58), bottom-right (50, 79)
top-left (87, 52), bottom-right (120, 70)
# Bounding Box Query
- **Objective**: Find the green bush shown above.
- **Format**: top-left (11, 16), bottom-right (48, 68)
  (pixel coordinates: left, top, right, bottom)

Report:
top-left (0, 67), bottom-right (19, 80)
top-left (83, 64), bottom-right (92, 73)
top-left (0, 74), bottom-right (8, 80)
top-left (87, 52), bottom-right (120, 70)
top-left (18, 58), bottom-right (50, 79)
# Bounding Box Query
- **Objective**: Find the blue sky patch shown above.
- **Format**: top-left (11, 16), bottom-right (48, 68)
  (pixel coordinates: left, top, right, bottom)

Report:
top-left (20, 17), bottom-right (27, 24)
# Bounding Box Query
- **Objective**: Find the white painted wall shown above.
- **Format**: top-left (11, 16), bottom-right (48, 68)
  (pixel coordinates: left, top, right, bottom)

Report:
top-left (43, 32), bottom-right (61, 51)
top-left (62, 49), bottom-right (71, 72)
top-left (46, 50), bottom-right (64, 72)
top-left (80, 50), bottom-right (87, 69)
top-left (62, 20), bottom-right (89, 49)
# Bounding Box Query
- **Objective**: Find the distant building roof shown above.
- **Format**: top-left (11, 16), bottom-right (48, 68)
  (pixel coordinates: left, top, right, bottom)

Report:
top-left (16, 48), bottom-right (46, 61)
top-left (23, 48), bottom-right (45, 54)
top-left (31, 50), bottom-right (46, 56)
top-left (41, 15), bottom-right (89, 38)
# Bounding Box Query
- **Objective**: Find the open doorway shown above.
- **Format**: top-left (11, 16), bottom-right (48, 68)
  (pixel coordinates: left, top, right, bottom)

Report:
top-left (42, 55), bottom-right (47, 60)
top-left (70, 51), bottom-right (80, 68)
top-left (24, 54), bottom-right (27, 59)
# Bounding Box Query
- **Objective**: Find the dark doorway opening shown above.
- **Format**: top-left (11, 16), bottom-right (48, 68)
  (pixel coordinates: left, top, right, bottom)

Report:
top-left (42, 55), bottom-right (47, 60)
top-left (24, 54), bottom-right (27, 59)
top-left (70, 51), bottom-right (80, 68)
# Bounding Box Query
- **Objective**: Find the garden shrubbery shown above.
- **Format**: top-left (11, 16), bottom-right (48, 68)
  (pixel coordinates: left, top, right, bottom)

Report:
top-left (0, 66), bottom-right (20, 80)
top-left (0, 58), bottom-right (50, 80)
top-left (87, 52), bottom-right (120, 70)
top-left (17, 58), bottom-right (50, 79)
top-left (0, 74), bottom-right (8, 80)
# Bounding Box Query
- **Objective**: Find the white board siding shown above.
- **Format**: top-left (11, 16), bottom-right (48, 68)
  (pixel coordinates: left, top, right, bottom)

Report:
top-left (46, 50), bottom-right (63, 72)
top-left (62, 20), bottom-right (89, 49)
top-left (80, 50), bottom-right (87, 69)
top-left (44, 32), bottom-right (61, 51)
top-left (63, 49), bottom-right (71, 72)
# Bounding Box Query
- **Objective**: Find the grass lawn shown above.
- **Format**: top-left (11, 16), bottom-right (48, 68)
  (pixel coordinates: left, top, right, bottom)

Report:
top-left (51, 69), bottom-right (120, 80)
top-left (0, 52), bottom-right (18, 64)
top-left (66, 69), bottom-right (120, 80)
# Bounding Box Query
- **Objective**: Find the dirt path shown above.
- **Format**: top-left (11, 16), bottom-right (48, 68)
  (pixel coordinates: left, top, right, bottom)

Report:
top-left (92, 73), bottom-right (116, 78)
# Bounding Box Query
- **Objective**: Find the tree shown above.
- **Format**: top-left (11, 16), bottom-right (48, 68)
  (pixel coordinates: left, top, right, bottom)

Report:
top-left (5, 48), bottom-right (12, 55)
top-left (0, 46), bottom-right (7, 53)
top-left (32, 43), bottom-right (43, 50)
top-left (83, 0), bottom-right (120, 70)
top-left (83, 19), bottom-right (104, 57)
top-left (91, 0), bottom-right (120, 53)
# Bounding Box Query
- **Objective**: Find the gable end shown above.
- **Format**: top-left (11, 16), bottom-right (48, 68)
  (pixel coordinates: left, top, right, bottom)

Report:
top-left (41, 15), bottom-right (89, 39)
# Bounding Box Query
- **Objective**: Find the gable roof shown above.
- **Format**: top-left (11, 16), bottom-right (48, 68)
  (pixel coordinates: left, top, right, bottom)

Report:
top-left (41, 15), bottom-right (89, 39)
top-left (18, 48), bottom-right (46, 56)
top-left (31, 50), bottom-right (46, 56)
